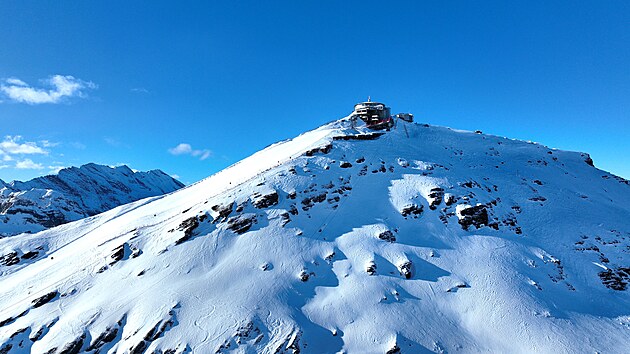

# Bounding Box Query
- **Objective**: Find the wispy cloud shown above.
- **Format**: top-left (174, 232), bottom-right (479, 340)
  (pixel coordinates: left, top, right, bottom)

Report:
top-left (131, 87), bottom-right (149, 94)
top-left (168, 143), bottom-right (212, 160)
top-left (69, 142), bottom-right (86, 150)
top-left (15, 159), bottom-right (44, 170)
top-left (40, 140), bottom-right (59, 148)
top-left (0, 135), bottom-right (48, 161)
top-left (104, 137), bottom-right (129, 148)
top-left (0, 75), bottom-right (97, 104)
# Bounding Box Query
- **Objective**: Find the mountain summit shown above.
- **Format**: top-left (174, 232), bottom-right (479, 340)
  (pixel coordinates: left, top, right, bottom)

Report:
top-left (0, 117), bottom-right (628, 353)
top-left (0, 163), bottom-right (184, 236)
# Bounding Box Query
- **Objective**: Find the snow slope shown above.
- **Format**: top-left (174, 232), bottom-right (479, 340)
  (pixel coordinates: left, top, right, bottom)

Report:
top-left (0, 117), bottom-right (628, 353)
top-left (0, 164), bottom-right (185, 236)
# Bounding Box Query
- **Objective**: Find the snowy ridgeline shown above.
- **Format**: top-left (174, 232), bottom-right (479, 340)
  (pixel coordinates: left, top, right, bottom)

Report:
top-left (0, 163), bottom-right (185, 237)
top-left (0, 118), bottom-right (629, 353)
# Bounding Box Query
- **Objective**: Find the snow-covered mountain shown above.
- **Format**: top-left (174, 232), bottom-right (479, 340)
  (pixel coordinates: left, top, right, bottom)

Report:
top-left (0, 117), bottom-right (628, 353)
top-left (0, 163), bottom-right (185, 237)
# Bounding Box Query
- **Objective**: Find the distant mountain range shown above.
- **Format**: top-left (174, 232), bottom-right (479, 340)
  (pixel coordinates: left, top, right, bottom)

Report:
top-left (0, 163), bottom-right (184, 236)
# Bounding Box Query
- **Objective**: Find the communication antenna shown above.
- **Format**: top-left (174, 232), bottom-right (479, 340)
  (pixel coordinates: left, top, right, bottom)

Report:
top-left (367, 96), bottom-right (371, 102)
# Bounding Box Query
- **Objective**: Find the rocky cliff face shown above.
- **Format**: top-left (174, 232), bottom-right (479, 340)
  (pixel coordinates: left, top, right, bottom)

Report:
top-left (0, 118), bottom-right (628, 353)
top-left (0, 163), bottom-right (184, 236)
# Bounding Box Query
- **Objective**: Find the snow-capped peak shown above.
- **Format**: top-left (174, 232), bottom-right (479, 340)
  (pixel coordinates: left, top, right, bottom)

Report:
top-left (0, 118), bottom-right (628, 353)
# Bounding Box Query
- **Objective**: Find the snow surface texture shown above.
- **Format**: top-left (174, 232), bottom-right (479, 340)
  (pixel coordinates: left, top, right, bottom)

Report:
top-left (0, 118), bottom-right (629, 353)
top-left (0, 163), bottom-right (185, 236)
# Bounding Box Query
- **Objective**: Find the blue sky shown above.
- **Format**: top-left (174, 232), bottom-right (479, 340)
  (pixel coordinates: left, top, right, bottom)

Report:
top-left (1, 1), bottom-right (628, 183)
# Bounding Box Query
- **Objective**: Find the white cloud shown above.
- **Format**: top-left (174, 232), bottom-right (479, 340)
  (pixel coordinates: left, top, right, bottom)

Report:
top-left (15, 159), bottom-right (44, 170)
top-left (47, 165), bottom-right (66, 174)
top-left (131, 87), bottom-right (149, 93)
top-left (0, 75), bottom-right (97, 104)
top-left (168, 143), bottom-right (192, 155)
top-left (0, 135), bottom-right (47, 155)
top-left (69, 142), bottom-right (86, 149)
top-left (6, 78), bottom-right (27, 86)
top-left (40, 140), bottom-right (59, 148)
top-left (168, 143), bottom-right (212, 161)
top-left (104, 137), bottom-right (129, 148)
top-left (0, 136), bottom-right (48, 162)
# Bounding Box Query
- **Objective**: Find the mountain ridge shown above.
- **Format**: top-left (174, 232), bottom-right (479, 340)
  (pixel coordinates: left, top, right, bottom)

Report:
top-left (0, 163), bottom-right (184, 236)
top-left (0, 117), bottom-right (628, 353)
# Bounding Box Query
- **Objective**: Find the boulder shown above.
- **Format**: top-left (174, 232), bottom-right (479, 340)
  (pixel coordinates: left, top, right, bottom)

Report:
top-left (457, 204), bottom-right (489, 230)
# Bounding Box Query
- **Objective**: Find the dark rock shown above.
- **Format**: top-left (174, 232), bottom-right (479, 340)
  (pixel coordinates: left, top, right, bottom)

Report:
top-left (226, 214), bottom-right (256, 235)
top-left (583, 153), bottom-right (594, 166)
top-left (280, 212), bottom-right (291, 226)
top-left (87, 326), bottom-right (119, 351)
top-left (211, 202), bottom-right (234, 223)
top-left (529, 196), bottom-right (547, 202)
top-left (304, 144), bottom-right (332, 156)
top-left (251, 191), bottom-right (279, 209)
top-left (175, 216), bottom-right (200, 245)
top-left (366, 262), bottom-right (377, 275)
top-left (599, 267), bottom-right (629, 291)
top-left (32, 291), bottom-right (58, 308)
top-left (0, 252), bottom-right (20, 266)
top-left (356, 157), bottom-right (365, 163)
top-left (333, 133), bottom-right (384, 141)
top-left (401, 204), bottom-right (423, 218)
top-left (21, 251), bottom-right (39, 260)
top-left (58, 333), bottom-right (85, 354)
top-left (30, 326), bottom-right (46, 341)
top-left (299, 270), bottom-right (310, 282)
top-left (339, 161), bottom-right (352, 168)
top-left (428, 187), bottom-right (444, 210)
top-left (287, 191), bottom-right (296, 200)
top-left (0, 344), bottom-right (12, 354)
top-left (311, 193), bottom-right (327, 204)
top-left (9, 327), bottom-right (27, 338)
top-left (327, 196), bottom-right (340, 204)
top-left (377, 230), bottom-right (396, 242)
top-left (130, 340), bottom-right (147, 354)
top-left (110, 244), bottom-right (127, 263)
top-left (145, 319), bottom-right (174, 342)
top-left (458, 205), bottom-right (489, 230)
top-left (0, 314), bottom-right (20, 327)
top-left (399, 261), bottom-right (412, 279)
top-left (447, 282), bottom-right (469, 292)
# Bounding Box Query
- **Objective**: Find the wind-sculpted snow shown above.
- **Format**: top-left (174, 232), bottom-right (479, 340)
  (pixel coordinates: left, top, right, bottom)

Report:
top-left (0, 118), bottom-right (629, 353)
top-left (0, 164), bottom-right (185, 236)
